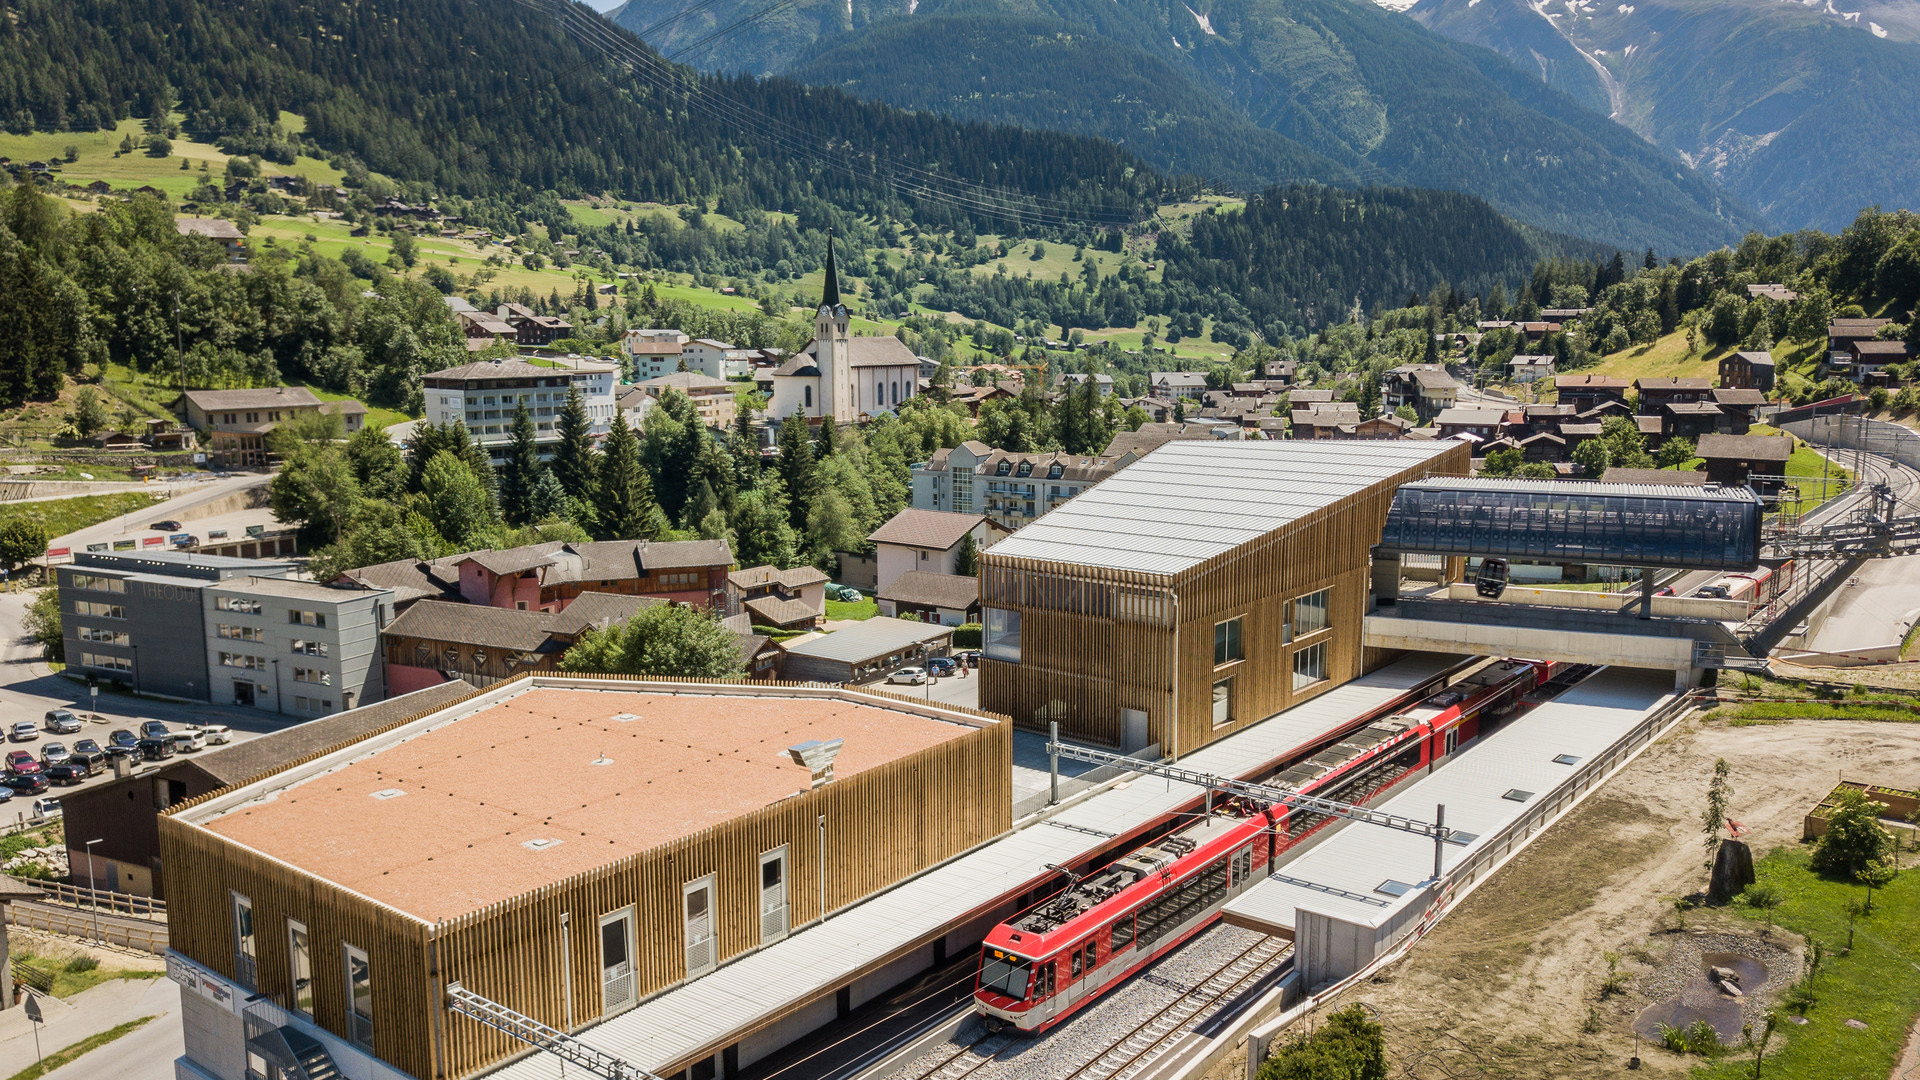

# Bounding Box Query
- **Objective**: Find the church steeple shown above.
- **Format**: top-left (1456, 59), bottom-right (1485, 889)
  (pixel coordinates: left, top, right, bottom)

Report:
top-left (821, 230), bottom-right (841, 309)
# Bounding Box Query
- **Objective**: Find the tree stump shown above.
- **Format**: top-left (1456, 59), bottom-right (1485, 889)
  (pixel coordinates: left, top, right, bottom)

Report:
top-left (1709, 839), bottom-right (1755, 902)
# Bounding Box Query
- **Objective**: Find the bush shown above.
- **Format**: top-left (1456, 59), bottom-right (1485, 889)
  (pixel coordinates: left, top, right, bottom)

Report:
top-left (1738, 882), bottom-right (1783, 909)
top-left (1256, 1004), bottom-right (1386, 1080)
top-left (952, 623), bottom-right (982, 648)
top-left (1812, 788), bottom-right (1895, 877)
top-left (63, 956), bottom-right (98, 974)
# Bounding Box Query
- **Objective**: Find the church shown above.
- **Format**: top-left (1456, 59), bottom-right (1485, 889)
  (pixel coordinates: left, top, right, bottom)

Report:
top-left (769, 237), bottom-right (922, 424)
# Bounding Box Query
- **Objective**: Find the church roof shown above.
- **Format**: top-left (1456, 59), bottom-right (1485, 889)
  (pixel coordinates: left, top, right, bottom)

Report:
top-left (821, 232), bottom-right (840, 308)
top-left (776, 335), bottom-right (920, 376)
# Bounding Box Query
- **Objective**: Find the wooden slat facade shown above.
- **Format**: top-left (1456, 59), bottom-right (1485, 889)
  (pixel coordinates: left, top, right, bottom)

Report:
top-left (159, 675), bottom-right (1011, 1080)
top-left (979, 442), bottom-right (1468, 753)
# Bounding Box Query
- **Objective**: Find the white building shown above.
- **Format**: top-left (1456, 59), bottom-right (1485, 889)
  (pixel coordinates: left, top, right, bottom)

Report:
top-left (680, 338), bottom-right (733, 380)
top-left (421, 357), bottom-right (619, 462)
top-left (769, 242), bottom-right (921, 424)
top-left (621, 329), bottom-right (688, 381)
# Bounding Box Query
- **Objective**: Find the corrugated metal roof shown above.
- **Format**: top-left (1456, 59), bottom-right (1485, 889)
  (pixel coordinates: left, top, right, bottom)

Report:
top-left (985, 441), bottom-right (1457, 575)
top-left (777, 616), bottom-right (953, 663)
top-left (482, 654), bottom-right (1457, 1080)
top-left (1395, 477), bottom-right (1762, 502)
top-left (1221, 668), bottom-right (1671, 933)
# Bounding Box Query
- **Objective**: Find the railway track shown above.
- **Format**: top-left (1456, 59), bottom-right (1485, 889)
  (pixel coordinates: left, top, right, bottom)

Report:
top-left (1060, 935), bottom-right (1289, 1080)
top-left (900, 1032), bottom-right (1017, 1080)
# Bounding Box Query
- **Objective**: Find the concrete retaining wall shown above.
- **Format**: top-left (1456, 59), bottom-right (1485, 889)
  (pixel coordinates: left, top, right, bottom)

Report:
top-left (1442, 583), bottom-right (1749, 621)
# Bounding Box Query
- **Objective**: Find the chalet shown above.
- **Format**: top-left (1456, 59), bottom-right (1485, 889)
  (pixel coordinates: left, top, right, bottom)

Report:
top-left (174, 217), bottom-right (247, 263)
top-left (634, 371), bottom-right (736, 429)
top-left (86, 179), bottom-right (112, 195)
top-left (1356, 414), bottom-right (1414, 439)
top-left (1660, 400), bottom-right (1725, 439)
top-left (877, 571), bottom-right (980, 626)
top-left (1634, 377), bottom-right (1712, 415)
top-left (381, 592), bottom-right (659, 693)
top-left (1720, 350), bottom-right (1777, 393)
top-left (1849, 338), bottom-right (1910, 383)
top-left (727, 565), bottom-right (829, 631)
top-left (1434, 407), bottom-right (1504, 443)
top-left (1709, 387), bottom-right (1767, 433)
top-left (1262, 359), bottom-right (1299, 382)
top-left (455, 309), bottom-right (516, 347)
top-left (1517, 431), bottom-right (1567, 462)
top-left (1148, 372), bottom-right (1209, 400)
top-left (1517, 321), bottom-right (1562, 341)
top-left (1381, 365), bottom-right (1458, 421)
top-left (1696, 433), bottom-right (1795, 494)
top-left (1829, 319), bottom-right (1891, 375)
top-left (1555, 374), bottom-right (1630, 413)
top-left (1746, 284), bottom-right (1798, 303)
top-left (1289, 402), bottom-right (1362, 439)
top-left (1508, 355), bottom-right (1555, 384)
top-left (340, 538), bottom-right (733, 615)
top-left (515, 315), bottom-right (573, 347)
top-left (1288, 389), bottom-right (1334, 406)
top-left (1539, 308), bottom-right (1592, 321)
top-left (1058, 373), bottom-right (1115, 396)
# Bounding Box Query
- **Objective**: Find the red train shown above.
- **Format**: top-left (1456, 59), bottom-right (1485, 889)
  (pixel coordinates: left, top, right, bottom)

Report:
top-left (1696, 559), bottom-right (1795, 616)
top-left (973, 658), bottom-right (1553, 1033)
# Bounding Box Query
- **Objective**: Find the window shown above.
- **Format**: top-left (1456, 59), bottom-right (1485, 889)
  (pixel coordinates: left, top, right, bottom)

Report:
top-left (803, 386), bottom-right (813, 408)
top-left (290, 639), bottom-right (328, 657)
top-left (683, 878), bottom-right (716, 979)
top-left (288, 610), bottom-right (326, 628)
top-left (216, 596), bottom-right (262, 614)
top-left (760, 847), bottom-right (789, 944)
top-left (81, 652), bottom-right (132, 674)
top-left (1212, 677), bottom-right (1233, 727)
top-left (984, 608), bottom-right (1021, 662)
top-left (219, 652), bottom-right (267, 670)
top-left (78, 627), bottom-right (129, 645)
top-left (877, 384), bottom-right (885, 408)
top-left (979, 949), bottom-right (1032, 1000)
top-left (287, 920), bottom-right (314, 1017)
top-left (1111, 915), bottom-right (1136, 952)
top-left (1292, 642), bottom-right (1326, 692)
top-left (231, 893), bottom-right (256, 988)
top-left (68, 574), bottom-right (124, 593)
top-left (73, 601), bottom-right (124, 619)
top-left (344, 945), bottom-right (373, 1049)
top-left (1291, 589), bottom-right (1330, 636)
top-left (292, 667), bottom-right (331, 686)
top-left (217, 624), bottom-right (264, 642)
top-left (1214, 617), bottom-right (1243, 666)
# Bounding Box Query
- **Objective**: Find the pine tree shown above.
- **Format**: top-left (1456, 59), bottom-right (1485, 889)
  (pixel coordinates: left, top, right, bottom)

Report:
top-left (776, 410), bottom-right (818, 532)
top-left (598, 414), bottom-right (657, 541)
top-left (816, 415), bottom-right (839, 457)
top-left (499, 403), bottom-right (542, 526)
top-left (551, 388), bottom-right (598, 502)
top-left (528, 468), bottom-right (569, 523)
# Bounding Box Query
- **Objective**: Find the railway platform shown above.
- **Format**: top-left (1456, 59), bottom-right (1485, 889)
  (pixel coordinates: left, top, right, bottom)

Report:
top-left (483, 654), bottom-right (1464, 1080)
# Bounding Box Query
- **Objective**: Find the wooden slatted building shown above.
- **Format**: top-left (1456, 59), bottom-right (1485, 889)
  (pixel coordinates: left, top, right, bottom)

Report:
top-left (979, 439), bottom-right (1468, 755)
top-left (158, 675), bottom-right (1010, 1080)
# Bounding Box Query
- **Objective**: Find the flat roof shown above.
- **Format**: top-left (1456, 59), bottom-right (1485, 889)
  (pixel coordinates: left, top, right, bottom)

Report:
top-left (190, 682), bottom-right (984, 920)
top-left (483, 654), bottom-right (1457, 1080)
top-left (207, 576), bottom-right (389, 601)
top-left (779, 616), bottom-right (953, 663)
top-left (984, 440), bottom-right (1458, 576)
top-left (1222, 668), bottom-right (1672, 933)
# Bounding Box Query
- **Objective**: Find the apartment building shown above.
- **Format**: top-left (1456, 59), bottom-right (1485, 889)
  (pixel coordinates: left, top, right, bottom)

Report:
top-left (910, 441), bottom-right (1139, 528)
top-left (202, 576), bottom-right (392, 717)
top-left (173, 388), bottom-right (369, 467)
top-left (421, 358), bottom-right (619, 463)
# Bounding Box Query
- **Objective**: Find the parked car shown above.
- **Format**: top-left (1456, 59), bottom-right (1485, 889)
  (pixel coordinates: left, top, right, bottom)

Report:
top-left (170, 728), bottom-right (206, 752)
top-left (32, 797), bottom-right (62, 819)
top-left (8, 722), bottom-right (38, 742)
top-left (148, 519), bottom-right (183, 531)
top-left (193, 724), bottom-right (233, 745)
top-left (927, 657), bottom-right (957, 676)
top-left (68, 740), bottom-right (109, 768)
top-left (1, 774), bottom-right (50, 795)
top-left (138, 719), bottom-right (172, 741)
top-left (46, 762), bottom-right (92, 785)
top-left (42, 710), bottom-right (83, 734)
top-left (887, 666), bottom-right (929, 685)
top-left (0, 786), bottom-right (14, 803)
top-left (5, 751), bottom-right (42, 775)
top-left (137, 737), bottom-right (177, 761)
top-left (104, 730), bottom-right (141, 757)
top-left (38, 743), bottom-right (70, 766)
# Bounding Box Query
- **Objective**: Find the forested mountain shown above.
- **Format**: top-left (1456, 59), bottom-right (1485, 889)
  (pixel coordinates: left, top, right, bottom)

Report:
top-left (613, 0), bottom-right (1760, 253)
top-left (0, 0), bottom-right (1163, 229)
top-left (1403, 0), bottom-right (1920, 232)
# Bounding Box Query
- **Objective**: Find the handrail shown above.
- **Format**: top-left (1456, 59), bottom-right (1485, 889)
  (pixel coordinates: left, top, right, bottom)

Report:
top-left (23, 879), bottom-right (166, 918)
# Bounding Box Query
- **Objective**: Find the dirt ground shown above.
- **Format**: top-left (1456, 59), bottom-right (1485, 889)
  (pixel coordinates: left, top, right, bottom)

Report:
top-left (1210, 714), bottom-right (1920, 1080)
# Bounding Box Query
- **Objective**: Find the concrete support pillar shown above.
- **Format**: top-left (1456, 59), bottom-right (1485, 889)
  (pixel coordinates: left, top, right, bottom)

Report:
top-left (1639, 568), bottom-right (1654, 620)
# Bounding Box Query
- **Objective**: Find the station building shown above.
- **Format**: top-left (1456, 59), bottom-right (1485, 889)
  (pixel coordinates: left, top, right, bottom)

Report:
top-left (159, 676), bottom-right (1010, 1080)
top-left (978, 439), bottom-right (1469, 755)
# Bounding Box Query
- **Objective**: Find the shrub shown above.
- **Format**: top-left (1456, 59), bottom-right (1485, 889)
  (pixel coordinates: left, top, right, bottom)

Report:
top-left (1686, 1019), bottom-right (1723, 1056)
top-left (951, 623), bottom-right (982, 648)
top-left (1660, 1024), bottom-right (1689, 1052)
top-left (64, 956), bottom-right (98, 973)
top-left (1257, 1004), bottom-right (1387, 1080)
top-left (1812, 788), bottom-right (1895, 877)
top-left (1738, 882), bottom-right (1782, 909)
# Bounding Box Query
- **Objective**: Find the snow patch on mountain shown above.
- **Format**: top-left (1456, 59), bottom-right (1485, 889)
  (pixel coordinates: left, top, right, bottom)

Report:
top-left (1185, 5), bottom-right (1218, 35)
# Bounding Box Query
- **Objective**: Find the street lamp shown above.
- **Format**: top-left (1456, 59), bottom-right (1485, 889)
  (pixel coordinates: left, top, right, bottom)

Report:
top-left (83, 839), bottom-right (104, 943)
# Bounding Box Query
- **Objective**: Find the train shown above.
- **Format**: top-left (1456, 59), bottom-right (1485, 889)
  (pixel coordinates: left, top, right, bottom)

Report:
top-left (1695, 560), bottom-right (1795, 615)
top-left (973, 658), bottom-right (1555, 1033)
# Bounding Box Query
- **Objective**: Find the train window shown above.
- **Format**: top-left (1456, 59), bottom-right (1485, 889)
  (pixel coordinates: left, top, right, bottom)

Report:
top-left (1444, 728), bottom-right (1459, 755)
top-left (1084, 941), bottom-right (1097, 973)
top-left (1070, 949), bottom-right (1083, 979)
top-left (980, 950), bottom-right (1033, 1000)
top-left (1041, 961), bottom-right (1055, 999)
top-left (1111, 915), bottom-right (1136, 951)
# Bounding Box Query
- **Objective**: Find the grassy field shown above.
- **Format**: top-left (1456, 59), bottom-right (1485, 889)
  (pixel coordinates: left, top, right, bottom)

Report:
top-left (1755, 423), bottom-right (1853, 514)
top-left (825, 595), bottom-right (878, 621)
top-left (1582, 328), bottom-right (1826, 399)
top-left (1695, 847), bottom-right (1920, 1080)
top-left (0, 492), bottom-right (159, 541)
top-left (0, 116), bottom-right (347, 200)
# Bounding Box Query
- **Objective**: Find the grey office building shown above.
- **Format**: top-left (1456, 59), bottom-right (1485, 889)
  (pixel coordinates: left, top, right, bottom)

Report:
top-left (59, 551), bottom-right (297, 702)
top-left (201, 576), bottom-right (391, 716)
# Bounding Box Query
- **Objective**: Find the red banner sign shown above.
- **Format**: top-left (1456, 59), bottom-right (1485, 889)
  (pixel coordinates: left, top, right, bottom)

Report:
top-left (142, 536), bottom-right (164, 547)
top-left (44, 548), bottom-right (69, 558)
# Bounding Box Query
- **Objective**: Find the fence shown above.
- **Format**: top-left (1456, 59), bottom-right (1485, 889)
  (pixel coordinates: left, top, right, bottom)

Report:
top-left (1782, 414), bottom-right (1920, 471)
top-left (21, 879), bottom-right (167, 919)
top-left (5, 900), bottom-right (169, 954)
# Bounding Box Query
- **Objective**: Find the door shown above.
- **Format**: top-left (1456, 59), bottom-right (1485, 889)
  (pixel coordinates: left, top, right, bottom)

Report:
top-left (234, 682), bottom-right (254, 706)
top-left (760, 848), bottom-right (789, 945)
top-left (599, 909), bottom-right (635, 1013)
top-left (684, 877), bottom-right (716, 979)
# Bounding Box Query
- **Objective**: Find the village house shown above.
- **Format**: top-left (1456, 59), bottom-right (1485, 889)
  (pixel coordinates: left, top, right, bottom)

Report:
top-left (1554, 374), bottom-right (1631, 413)
top-left (634, 371), bottom-right (737, 429)
top-left (174, 217), bottom-right (247, 263)
top-left (868, 509), bottom-right (1008, 596)
top-left (726, 565), bottom-right (830, 631)
top-left (172, 387), bottom-right (368, 466)
top-left (1634, 377), bottom-right (1712, 415)
top-left (1719, 350), bottom-right (1777, 393)
top-left (1148, 372), bottom-right (1209, 400)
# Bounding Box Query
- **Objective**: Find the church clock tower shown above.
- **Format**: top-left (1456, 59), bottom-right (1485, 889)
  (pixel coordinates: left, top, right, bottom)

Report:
top-left (814, 232), bottom-right (852, 423)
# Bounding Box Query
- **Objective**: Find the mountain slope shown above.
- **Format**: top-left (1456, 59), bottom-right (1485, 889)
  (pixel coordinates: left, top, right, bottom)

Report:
top-left (1403, 0), bottom-right (1920, 231)
top-left (613, 0), bottom-right (1759, 253)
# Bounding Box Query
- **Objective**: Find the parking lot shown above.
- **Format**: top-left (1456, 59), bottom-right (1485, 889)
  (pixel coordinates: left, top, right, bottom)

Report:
top-left (859, 662), bottom-right (981, 710)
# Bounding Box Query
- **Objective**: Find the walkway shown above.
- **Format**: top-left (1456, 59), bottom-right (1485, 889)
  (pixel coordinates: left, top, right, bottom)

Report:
top-left (0, 975), bottom-right (179, 1080)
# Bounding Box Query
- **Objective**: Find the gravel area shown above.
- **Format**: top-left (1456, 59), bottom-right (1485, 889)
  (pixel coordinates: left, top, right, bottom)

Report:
top-left (1631, 931), bottom-right (1802, 1042)
top-left (888, 923), bottom-right (1272, 1080)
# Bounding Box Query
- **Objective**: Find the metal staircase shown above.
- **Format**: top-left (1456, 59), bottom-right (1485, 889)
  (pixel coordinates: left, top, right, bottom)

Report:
top-left (446, 981), bottom-right (662, 1080)
top-left (243, 1017), bottom-right (344, 1080)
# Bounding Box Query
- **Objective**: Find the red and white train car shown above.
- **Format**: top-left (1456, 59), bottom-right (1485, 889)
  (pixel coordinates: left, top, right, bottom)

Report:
top-left (973, 658), bottom-right (1553, 1033)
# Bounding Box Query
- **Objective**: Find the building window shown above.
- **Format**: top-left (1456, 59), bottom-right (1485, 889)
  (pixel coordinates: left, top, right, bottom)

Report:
top-left (220, 652), bottom-right (267, 670)
top-left (292, 667), bottom-right (331, 686)
top-left (984, 608), bottom-right (1021, 662)
top-left (1293, 642), bottom-right (1326, 692)
top-left (216, 597), bottom-right (262, 614)
top-left (69, 574), bottom-right (125, 593)
top-left (1214, 617), bottom-right (1243, 666)
top-left (804, 386), bottom-right (813, 409)
top-left (217, 624), bottom-right (264, 642)
top-left (288, 610), bottom-right (327, 628)
top-left (1212, 677), bottom-right (1233, 727)
top-left (287, 919), bottom-right (314, 1017)
top-left (78, 627), bottom-right (130, 645)
top-left (232, 893), bottom-right (256, 988)
top-left (344, 944), bottom-right (373, 1049)
top-left (73, 602), bottom-right (124, 619)
top-left (1292, 589), bottom-right (1330, 636)
top-left (290, 639), bottom-right (328, 657)
top-left (760, 847), bottom-right (789, 944)
top-left (877, 384), bottom-right (885, 409)
top-left (81, 652), bottom-right (132, 674)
